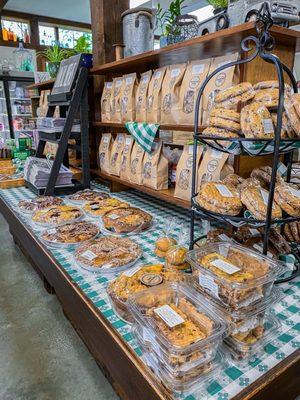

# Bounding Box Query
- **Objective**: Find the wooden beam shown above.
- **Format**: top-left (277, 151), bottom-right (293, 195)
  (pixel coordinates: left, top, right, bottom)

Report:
top-left (0, 0), bottom-right (8, 12)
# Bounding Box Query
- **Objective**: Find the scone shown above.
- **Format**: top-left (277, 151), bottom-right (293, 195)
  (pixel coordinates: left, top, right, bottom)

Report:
top-left (196, 181), bottom-right (242, 216)
top-left (102, 207), bottom-right (152, 233)
top-left (32, 205), bottom-right (83, 225)
top-left (41, 221), bottom-right (99, 244)
top-left (241, 186), bottom-right (282, 220)
top-left (83, 198), bottom-right (129, 216)
top-left (241, 102), bottom-right (274, 138)
top-left (214, 82), bottom-right (255, 109)
top-left (274, 183), bottom-right (300, 216)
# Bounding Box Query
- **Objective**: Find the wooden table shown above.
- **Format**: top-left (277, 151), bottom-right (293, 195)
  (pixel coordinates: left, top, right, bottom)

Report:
top-left (0, 196), bottom-right (299, 400)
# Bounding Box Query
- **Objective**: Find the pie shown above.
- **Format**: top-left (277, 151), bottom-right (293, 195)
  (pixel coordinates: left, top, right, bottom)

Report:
top-left (41, 221), bottom-right (99, 245)
top-left (19, 196), bottom-right (63, 212)
top-left (83, 198), bottom-right (129, 216)
top-left (68, 189), bottom-right (110, 202)
top-left (32, 205), bottom-right (83, 225)
top-left (102, 207), bottom-right (152, 233)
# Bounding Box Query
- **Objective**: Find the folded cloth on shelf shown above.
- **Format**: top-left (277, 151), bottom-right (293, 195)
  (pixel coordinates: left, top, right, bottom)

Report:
top-left (125, 122), bottom-right (159, 154)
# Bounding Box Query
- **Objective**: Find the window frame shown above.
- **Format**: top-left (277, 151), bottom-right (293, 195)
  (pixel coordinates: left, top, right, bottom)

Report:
top-left (1, 16), bottom-right (31, 42)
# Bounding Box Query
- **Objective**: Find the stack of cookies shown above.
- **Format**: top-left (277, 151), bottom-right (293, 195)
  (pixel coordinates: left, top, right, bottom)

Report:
top-left (154, 236), bottom-right (177, 258)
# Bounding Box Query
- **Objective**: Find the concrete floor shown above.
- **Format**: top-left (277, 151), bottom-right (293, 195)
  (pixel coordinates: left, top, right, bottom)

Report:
top-left (0, 214), bottom-right (119, 400)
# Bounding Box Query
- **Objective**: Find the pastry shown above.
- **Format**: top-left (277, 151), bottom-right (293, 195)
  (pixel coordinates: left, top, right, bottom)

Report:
top-left (234, 226), bottom-right (262, 244)
top-left (222, 174), bottom-right (245, 188)
top-left (250, 166), bottom-right (283, 189)
top-left (241, 102), bottom-right (274, 138)
top-left (102, 207), bottom-right (152, 233)
top-left (239, 177), bottom-right (261, 191)
top-left (196, 181), bottom-right (242, 216)
top-left (41, 221), bottom-right (99, 245)
top-left (18, 196), bottom-right (63, 212)
top-left (165, 261), bottom-right (190, 271)
top-left (214, 82), bottom-right (255, 109)
top-left (284, 95), bottom-right (300, 135)
top-left (274, 182), bottom-right (300, 216)
top-left (75, 236), bottom-right (142, 269)
top-left (253, 80), bottom-right (292, 94)
top-left (165, 246), bottom-right (188, 266)
top-left (269, 228), bottom-right (292, 254)
top-left (202, 126), bottom-right (239, 138)
top-left (208, 116), bottom-right (240, 132)
top-left (83, 198), bottom-right (129, 216)
top-left (156, 237), bottom-right (177, 252)
top-left (231, 325), bottom-right (264, 344)
top-left (206, 228), bottom-right (234, 243)
top-left (271, 112), bottom-right (295, 139)
top-left (107, 264), bottom-right (187, 322)
top-left (254, 88), bottom-right (279, 108)
top-left (68, 189), bottom-right (110, 202)
top-left (155, 248), bottom-right (167, 258)
top-left (209, 108), bottom-right (240, 123)
top-left (32, 205), bottom-right (83, 225)
top-left (241, 185), bottom-right (282, 220)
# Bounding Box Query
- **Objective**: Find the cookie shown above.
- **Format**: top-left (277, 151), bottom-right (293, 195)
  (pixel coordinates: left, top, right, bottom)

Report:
top-left (271, 112), bottom-right (295, 139)
top-left (222, 174), bottom-right (245, 188)
top-left (208, 116), bottom-right (240, 132)
top-left (250, 166), bottom-right (283, 189)
top-left (254, 88), bottom-right (280, 108)
top-left (274, 183), bottom-right (300, 216)
top-left (253, 80), bottom-right (292, 94)
top-left (241, 186), bottom-right (282, 220)
top-left (209, 108), bottom-right (240, 123)
top-left (284, 95), bottom-right (300, 136)
top-left (241, 102), bottom-right (274, 138)
top-left (215, 82), bottom-right (254, 103)
top-left (202, 126), bottom-right (239, 138)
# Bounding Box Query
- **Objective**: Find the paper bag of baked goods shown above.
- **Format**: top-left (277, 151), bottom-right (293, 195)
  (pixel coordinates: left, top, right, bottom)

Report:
top-left (175, 144), bottom-right (203, 201)
top-left (120, 134), bottom-right (134, 180)
top-left (110, 133), bottom-right (126, 176)
top-left (202, 53), bottom-right (239, 123)
top-left (176, 60), bottom-right (211, 125)
top-left (110, 77), bottom-right (124, 123)
top-left (130, 141), bottom-right (145, 184)
top-left (121, 73), bottom-right (138, 123)
top-left (142, 141), bottom-right (168, 190)
top-left (160, 63), bottom-right (186, 124)
top-left (136, 70), bottom-right (152, 122)
top-left (146, 67), bottom-right (166, 123)
top-left (101, 81), bottom-right (113, 122)
top-left (99, 133), bottom-right (113, 174)
top-left (197, 147), bottom-right (228, 188)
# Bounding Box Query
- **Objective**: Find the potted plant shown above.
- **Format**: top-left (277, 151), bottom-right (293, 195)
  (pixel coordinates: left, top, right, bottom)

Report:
top-left (71, 34), bottom-right (93, 68)
top-left (156, 0), bottom-right (186, 47)
top-left (38, 44), bottom-right (70, 78)
top-left (207, 0), bottom-right (228, 14)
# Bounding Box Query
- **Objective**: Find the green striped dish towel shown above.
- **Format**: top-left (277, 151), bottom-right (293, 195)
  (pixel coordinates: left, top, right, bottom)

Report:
top-left (125, 122), bottom-right (159, 153)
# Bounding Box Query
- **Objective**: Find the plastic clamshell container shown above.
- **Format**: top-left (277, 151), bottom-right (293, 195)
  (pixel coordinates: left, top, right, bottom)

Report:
top-left (39, 220), bottom-right (100, 249)
top-left (31, 206), bottom-right (84, 228)
top-left (224, 314), bottom-right (281, 361)
top-left (142, 347), bottom-right (226, 394)
top-left (107, 264), bottom-right (189, 323)
top-left (187, 242), bottom-right (286, 310)
top-left (128, 282), bottom-right (228, 373)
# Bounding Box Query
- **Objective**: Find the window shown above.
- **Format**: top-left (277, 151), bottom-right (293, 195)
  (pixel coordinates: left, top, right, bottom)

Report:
top-left (1, 17), bottom-right (30, 42)
top-left (58, 28), bottom-right (92, 49)
top-left (189, 5), bottom-right (214, 23)
top-left (39, 25), bottom-right (56, 46)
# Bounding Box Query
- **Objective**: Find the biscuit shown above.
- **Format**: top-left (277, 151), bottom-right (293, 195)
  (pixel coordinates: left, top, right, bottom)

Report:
top-left (241, 102), bottom-right (274, 138)
top-left (208, 116), bottom-right (240, 132)
top-left (202, 126), bottom-right (239, 138)
top-left (215, 82), bottom-right (254, 103)
top-left (241, 186), bottom-right (282, 220)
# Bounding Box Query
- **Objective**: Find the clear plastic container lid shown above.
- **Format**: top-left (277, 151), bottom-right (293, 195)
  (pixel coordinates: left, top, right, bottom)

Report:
top-left (74, 236), bottom-right (142, 276)
top-left (187, 242), bottom-right (286, 309)
top-left (224, 314), bottom-right (281, 361)
top-left (128, 282), bottom-right (228, 358)
top-left (31, 205), bottom-right (84, 227)
top-left (17, 196), bottom-right (64, 214)
top-left (67, 189), bottom-right (110, 205)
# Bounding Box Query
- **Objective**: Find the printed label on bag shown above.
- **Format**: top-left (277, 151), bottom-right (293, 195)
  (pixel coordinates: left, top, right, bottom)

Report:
top-left (199, 274), bottom-right (219, 298)
top-left (108, 213), bottom-right (120, 220)
top-left (192, 64), bottom-right (205, 75)
top-left (250, 228), bottom-right (260, 237)
top-left (81, 250), bottom-right (97, 261)
top-left (154, 305), bottom-right (185, 328)
top-left (123, 265), bottom-right (142, 277)
top-left (278, 162), bottom-right (287, 177)
top-left (253, 243), bottom-right (273, 258)
top-left (289, 187), bottom-right (300, 198)
top-left (142, 75), bottom-right (149, 83)
top-left (171, 68), bottom-right (181, 78)
top-left (116, 79), bottom-right (123, 87)
top-left (125, 137), bottom-right (132, 145)
top-left (260, 188), bottom-right (269, 206)
top-left (48, 228), bottom-right (56, 234)
top-left (126, 77), bottom-right (133, 85)
top-left (263, 119), bottom-right (274, 134)
top-left (140, 273), bottom-right (163, 287)
top-left (188, 145), bottom-right (194, 155)
top-left (215, 184), bottom-right (234, 198)
top-left (210, 258), bottom-right (240, 274)
top-left (154, 70), bottom-right (161, 79)
top-left (210, 149), bottom-right (223, 159)
top-left (103, 136), bottom-right (109, 144)
top-left (105, 82), bottom-right (113, 88)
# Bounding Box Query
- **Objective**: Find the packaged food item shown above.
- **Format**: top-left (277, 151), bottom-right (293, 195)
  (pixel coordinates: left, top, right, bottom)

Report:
top-left (202, 126), bottom-right (240, 139)
top-left (176, 59), bottom-right (211, 125)
top-left (222, 173), bottom-right (244, 189)
top-left (100, 81), bottom-right (112, 122)
top-left (202, 53), bottom-right (239, 123)
top-left (208, 108), bottom-right (240, 132)
top-left (271, 112), bottom-right (295, 139)
top-left (101, 206), bottom-right (153, 234)
top-left (241, 185), bottom-right (282, 220)
top-left (187, 242), bottom-right (285, 310)
top-left (224, 314), bottom-right (281, 361)
top-left (206, 228), bottom-right (235, 244)
top-left (110, 133), bottom-right (126, 176)
top-left (243, 236), bottom-right (278, 259)
top-left (165, 227), bottom-right (190, 271)
top-left (68, 189), bottom-right (110, 204)
top-left (110, 77), bottom-right (124, 123)
top-left (119, 135), bottom-right (134, 181)
top-left (18, 196), bottom-right (63, 213)
top-left (130, 141), bottom-right (145, 185)
top-left (253, 80), bottom-right (292, 94)
top-left (32, 205), bottom-right (83, 227)
top-left (107, 264), bottom-right (187, 322)
top-left (274, 182), bottom-right (300, 216)
top-left (268, 228), bottom-right (292, 255)
top-left (128, 283), bottom-right (228, 377)
top-left (120, 73), bottom-right (138, 122)
top-left (142, 141), bottom-right (168, 190)
top-left (154, 217), bottom-right (178, 258)
top-left (98, 133), bottom-right (113, 174)
top-left (74, 236), bottom-right (142, 275)
top-left (136, 70), bottom-right (152, 122)
top-left (241, 102), bottom-right (274, 139)
top-left (284, 221), bottom-right (300, 243)
top-left (284, 94), bottom-right (300, 135)
top-left (214, 82), bottom-right (255, 110)
top-left (254, 88), bottom-right (280, 108)
top-left (160, 63), bottom-right (186, 124)
top-left (146, 67), bottom-right (166, 123)
top-left (250, 166), bottom-right (283, 189)
top-left (175, 144), bottom-right (203, 201)
top-left (196, 181), bottom-right (242, 216)
top-left (83, 198), bottom-right (129, 217)
top-left (197, 148), bottom-right (229, 187)
top-left (40, 221), bottom-right (99, 247)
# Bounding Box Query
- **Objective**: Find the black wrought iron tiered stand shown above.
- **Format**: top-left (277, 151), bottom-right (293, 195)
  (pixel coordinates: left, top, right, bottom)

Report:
top-left (189, 3), bottom-right (300, 282)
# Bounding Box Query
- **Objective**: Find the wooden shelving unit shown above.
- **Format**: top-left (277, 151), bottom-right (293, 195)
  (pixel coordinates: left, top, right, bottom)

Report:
top-left (93, 120), bottom-right (202, 132)
top-left (27, 79), bottom-right (56, 90)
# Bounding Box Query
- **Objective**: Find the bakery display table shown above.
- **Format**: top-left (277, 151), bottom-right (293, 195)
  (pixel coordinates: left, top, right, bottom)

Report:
top-left (0, 183), bottom-right (299, 400)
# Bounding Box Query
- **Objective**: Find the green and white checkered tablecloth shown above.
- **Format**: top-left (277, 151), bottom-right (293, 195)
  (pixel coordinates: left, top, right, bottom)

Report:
top-left (0, 183), bottom-right (299, 400)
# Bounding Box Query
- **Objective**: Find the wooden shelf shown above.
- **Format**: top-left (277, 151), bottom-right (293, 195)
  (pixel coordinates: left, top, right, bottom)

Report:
top-left (91, 23), bottom-right (300, 75)
top-left (27, 79), bottom-right (55, 90)
top-left (93, 121), bottom-right (201, 132)
top-left (91, 168), bottom-right (190, 209)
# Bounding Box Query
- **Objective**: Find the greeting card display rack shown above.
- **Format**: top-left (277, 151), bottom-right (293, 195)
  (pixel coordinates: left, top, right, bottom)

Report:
top-left (189, 3), bottom-right (300, 282)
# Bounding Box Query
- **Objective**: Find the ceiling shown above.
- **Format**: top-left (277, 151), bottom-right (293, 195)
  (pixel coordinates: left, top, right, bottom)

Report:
top-left (4, 0), bottom-right (92, 24)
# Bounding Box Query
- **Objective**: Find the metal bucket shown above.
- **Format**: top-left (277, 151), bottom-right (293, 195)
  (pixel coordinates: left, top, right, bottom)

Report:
top-left (121, 7), bottom-right (154, 57)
